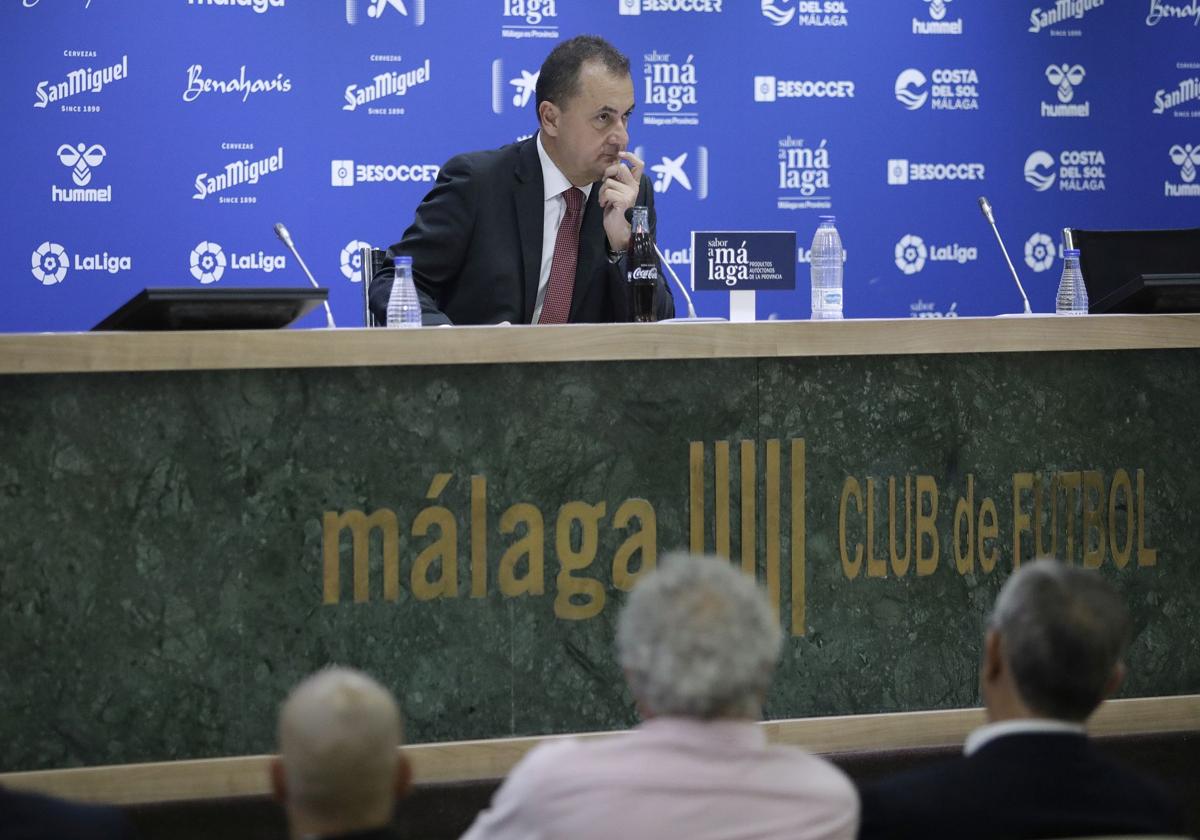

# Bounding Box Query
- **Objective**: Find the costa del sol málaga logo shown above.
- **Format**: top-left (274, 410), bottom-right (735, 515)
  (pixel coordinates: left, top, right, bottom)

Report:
top-left (1024, 151), bottom-right (1057, 191)
top-left (762, 0), bottom-right (794, 25)
top-left (190, 241), bottom-right (227, 284)
top-left (895, 235), bottom-right (927, 274)
top-left (32, 241), bottom-right (68, 285)
top-left (895, 69), bottom-right (928, 110)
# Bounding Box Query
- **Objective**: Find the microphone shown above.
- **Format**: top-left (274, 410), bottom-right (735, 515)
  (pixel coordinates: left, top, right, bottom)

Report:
top-left (622, 207), bottom-right (699, 319)
top-left (977, 197), bottom-right (1033, 316)
top-left (273, 222), bottom-right (336, 329)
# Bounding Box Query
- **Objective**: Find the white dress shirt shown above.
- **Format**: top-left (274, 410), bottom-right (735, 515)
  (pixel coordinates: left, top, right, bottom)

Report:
top-left (461, 717), bottom-right (859, 840)
top-left (963, 717), bottom-right (1087, 756)
top-left (532, 132), bottom-right (593, 324)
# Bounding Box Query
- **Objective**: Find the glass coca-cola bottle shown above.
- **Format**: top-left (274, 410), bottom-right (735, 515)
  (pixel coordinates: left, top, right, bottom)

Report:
top-left (627, 205), bottom-right (658, 323)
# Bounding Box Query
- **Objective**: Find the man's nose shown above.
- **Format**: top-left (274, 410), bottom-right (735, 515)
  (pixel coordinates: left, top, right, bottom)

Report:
top-left (610, 121), bottom-right (629, 149)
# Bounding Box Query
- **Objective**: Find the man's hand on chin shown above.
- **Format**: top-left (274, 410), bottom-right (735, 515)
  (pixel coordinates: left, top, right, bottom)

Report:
top-left (599, 150), bottom-right (644, 253)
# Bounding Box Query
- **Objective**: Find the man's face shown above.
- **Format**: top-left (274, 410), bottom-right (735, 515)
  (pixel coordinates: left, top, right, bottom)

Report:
top-left (543, 61), bottom-right (634, 186)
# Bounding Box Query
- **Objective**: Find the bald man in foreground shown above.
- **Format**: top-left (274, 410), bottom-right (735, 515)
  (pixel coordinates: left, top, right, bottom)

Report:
top-left (272, 667), bottom-right (411, 840)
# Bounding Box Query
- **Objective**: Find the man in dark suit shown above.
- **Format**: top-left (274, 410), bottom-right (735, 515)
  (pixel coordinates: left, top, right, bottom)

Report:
top-left (369, 35), bottom-right (674, 326)
top-left (859, 559), bottom-right (1185, 839)
top-left (0, 786), bottom-right (134, 839)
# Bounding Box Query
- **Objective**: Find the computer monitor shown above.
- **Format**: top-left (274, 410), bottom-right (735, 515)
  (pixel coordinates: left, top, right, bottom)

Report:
top-left (1069, 227), bottom-right (1200, 314)
top-left (93, 287), bottom-right (327, 331)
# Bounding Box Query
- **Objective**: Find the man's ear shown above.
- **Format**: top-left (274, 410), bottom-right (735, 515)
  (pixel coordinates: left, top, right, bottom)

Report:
top-left (538, 101), bottom-right (560, 136)
top-left (394, 753), bottom-right (413, 800)
top-left (270, 757), bottom-right (288, 806)
top-left (982, 629), bottom-right (1004, 684)
top-left (1102, 661), bottom-right (1127, 700)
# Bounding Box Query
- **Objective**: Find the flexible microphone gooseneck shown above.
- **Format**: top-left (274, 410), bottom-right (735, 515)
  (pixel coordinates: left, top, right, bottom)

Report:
top-left (273, 222), bottom-right (336, 329)
top-left (977, 197), bottom-right (1033, 316)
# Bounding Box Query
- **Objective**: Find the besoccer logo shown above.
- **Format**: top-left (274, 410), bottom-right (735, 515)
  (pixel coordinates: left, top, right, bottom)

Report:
top-left (619, 0), bottom-right (640, 13)
top-left (332, 160), bottom-right (355, 186)
top-left (32, 241), bottom-right (68, 285)
top-left (57, 143), bottom-right (105, 186)
top-left (341, 240), bottom-right (372, 281)
top-left (1046, 64), bottom-right (1085, 103)
top-left (762, 0), bottom-right (795, 26)
top-left (1169, 143), bottom-right (1200, 182)
top-left (895, 235), bottom-right (927, 275)
top-left (1024, 150), bottom-right (1056, 191)
top-left (895, 69), bottom-right (928, 110)
top-left (190, 241), bottom-right (227, 284)
top-left (926, 0), bottom-right (951, 19)
top-left (1024, 233), bottom-right (1056, 272)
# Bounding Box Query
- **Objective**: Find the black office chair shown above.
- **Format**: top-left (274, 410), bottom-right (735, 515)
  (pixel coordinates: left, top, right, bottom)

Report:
top-left (359, 245), bottom-right (389, 327)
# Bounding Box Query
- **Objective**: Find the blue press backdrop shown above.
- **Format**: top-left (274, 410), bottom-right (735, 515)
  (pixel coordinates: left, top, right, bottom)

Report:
top-left (4, 0), bottom-right (1199, 332)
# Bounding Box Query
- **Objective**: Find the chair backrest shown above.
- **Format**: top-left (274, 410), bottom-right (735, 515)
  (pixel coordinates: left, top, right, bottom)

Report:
top-left (359, 246), bottom-right (390, 327)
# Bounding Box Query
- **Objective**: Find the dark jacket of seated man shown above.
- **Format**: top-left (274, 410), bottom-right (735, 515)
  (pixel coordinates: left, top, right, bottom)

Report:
top-left (858, 559), bottom-right (1186, 840)
top-left (0, 786), bottom-right (135, 840)
top-left (368, 136), bottom-right (675, 327)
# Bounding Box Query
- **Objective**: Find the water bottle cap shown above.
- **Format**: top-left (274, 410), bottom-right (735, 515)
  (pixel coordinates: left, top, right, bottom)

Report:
top-left (819, 215), bottom-right (836, 223)
top-left (1064, 249), bottom-right (1080, 257)
top-left (396, 255), bottom-right (413, 265)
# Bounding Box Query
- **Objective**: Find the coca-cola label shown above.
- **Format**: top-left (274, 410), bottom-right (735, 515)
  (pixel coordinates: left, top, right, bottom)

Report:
top-left (629, 265), bottom-right (659, 282)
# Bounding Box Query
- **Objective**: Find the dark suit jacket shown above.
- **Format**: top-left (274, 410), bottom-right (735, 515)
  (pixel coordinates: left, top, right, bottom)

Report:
top-left (0, 786), bottom-right (135, 840)
top-left (858, 732), bottom-right (1185, 840)
top-left (369, 136), bottom-right (674, 326)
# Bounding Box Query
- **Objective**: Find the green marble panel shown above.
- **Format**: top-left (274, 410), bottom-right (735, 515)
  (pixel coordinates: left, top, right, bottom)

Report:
top-left (0, 349), bottom-right (1196, 772)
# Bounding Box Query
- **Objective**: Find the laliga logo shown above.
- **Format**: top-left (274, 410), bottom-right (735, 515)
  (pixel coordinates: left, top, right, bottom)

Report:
top-left (895, 69), bottom-right (928, 110)
top-left (1046, 64), bottom-right (1085, 103)
top-left (762, 0), bottom-right (795, 26)
top-left (57, 142), bottom-right (105, 186)
top-left (1024, 233), bottom-right (1056, 272)
top-left (1169, 143), bottom-right (1200, 182)
top-left (895, 235), bottom-right (927, 275)
top-left (1024, 150), bottom-right (1057, 191)
top-left (190, 241), bottom-right (227, 284)
top-left (31, 241), bottom-right (69, 286)
top-left (926, 0), bottom-right (951, 19)
top-left (341, 240), bottom-right (372, 281)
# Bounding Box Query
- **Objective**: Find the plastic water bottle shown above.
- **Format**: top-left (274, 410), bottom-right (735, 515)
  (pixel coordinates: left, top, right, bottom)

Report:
top-left (810, 215), bottom-right (844, 320)
top-left (1055, 248), bottom-right (1088, 316)
top-left (386, 255), bottom-right (421, 328)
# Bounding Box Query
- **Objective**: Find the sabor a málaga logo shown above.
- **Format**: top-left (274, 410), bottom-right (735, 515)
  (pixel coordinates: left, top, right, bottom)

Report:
top-left (502, 0), bottom-right (558, 38)
top-left (643, 52), bottom-right (700, 126)
top-left (777, 136), bottom-right (832, 210)
top-left (187, 0), bottom-right (286, 13)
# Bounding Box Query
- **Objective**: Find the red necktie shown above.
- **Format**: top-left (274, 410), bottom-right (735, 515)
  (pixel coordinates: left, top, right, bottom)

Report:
top-left (538, 187), bottom-right (584, 325)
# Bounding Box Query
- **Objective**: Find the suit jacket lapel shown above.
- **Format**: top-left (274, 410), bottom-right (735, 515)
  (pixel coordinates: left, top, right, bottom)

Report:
top-left (514, 139), bottom-right (543, 325)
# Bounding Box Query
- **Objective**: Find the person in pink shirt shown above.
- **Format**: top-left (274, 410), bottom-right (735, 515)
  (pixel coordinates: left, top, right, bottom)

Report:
top-left (461, 553), bottom-right (859, 840)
